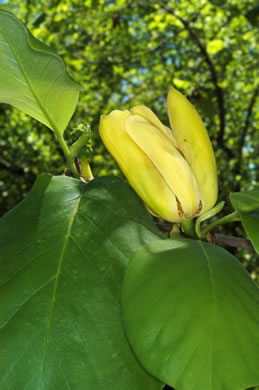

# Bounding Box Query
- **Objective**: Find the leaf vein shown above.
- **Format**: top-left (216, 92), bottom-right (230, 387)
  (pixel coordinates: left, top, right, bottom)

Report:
top-left (39, 193), bottom-right (82, 388)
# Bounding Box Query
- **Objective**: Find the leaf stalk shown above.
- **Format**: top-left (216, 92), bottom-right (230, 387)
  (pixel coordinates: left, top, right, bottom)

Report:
top-left (56, 133), bottom-right (80, 179)
top-left (200, 211), bottom-right (240, 238)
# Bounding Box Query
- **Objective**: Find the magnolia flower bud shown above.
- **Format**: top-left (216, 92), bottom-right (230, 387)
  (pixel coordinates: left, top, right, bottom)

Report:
top-left (99, 88), bottom-right (217, 222)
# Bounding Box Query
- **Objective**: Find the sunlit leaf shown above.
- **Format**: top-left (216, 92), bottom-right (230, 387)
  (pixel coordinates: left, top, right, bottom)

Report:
top-left (173, 78), bottom-right (191, 89)
top-left (0, 10), bottom-right (80, 135)
top-left (206, 39), bottom-right (224, 55)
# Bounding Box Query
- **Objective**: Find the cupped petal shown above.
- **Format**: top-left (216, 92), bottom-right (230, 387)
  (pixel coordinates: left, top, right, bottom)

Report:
top-left (130, 105), bottom-right (178, 147)
top-left (167, 88), bottom-right (218, 213)
top-left (99, 110), bottom-right (183, 222)
top-left (125, 114), bottom-right (201, 218)
top-left (130, 105), bottom-right (166, 133)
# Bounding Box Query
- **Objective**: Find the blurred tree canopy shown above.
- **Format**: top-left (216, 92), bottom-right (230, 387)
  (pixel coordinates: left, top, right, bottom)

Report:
top-left (0, 0), bottom-right (258, 274)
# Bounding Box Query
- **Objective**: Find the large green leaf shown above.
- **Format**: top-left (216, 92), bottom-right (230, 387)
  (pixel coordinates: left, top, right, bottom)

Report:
top-left (0, 174), bottom-right (163, 390)
top-left (230, 190), bottom-right (259, 253)
top-left (0, 11), bottom-right (80, 135)
top-left (122, 239), bottom-right (259, 390)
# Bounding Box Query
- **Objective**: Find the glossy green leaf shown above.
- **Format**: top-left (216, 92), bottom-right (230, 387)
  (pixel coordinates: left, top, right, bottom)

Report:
top-left (230, 190), bottom-right (259, 212)
top-left (0, 174), bottom-right (163, 390)
top-left (230, 190), bottom-right (259, 253)
top-left (0, 10), bottom-right (80, 135)
top-left (122, 239), bottom-right (259, 390)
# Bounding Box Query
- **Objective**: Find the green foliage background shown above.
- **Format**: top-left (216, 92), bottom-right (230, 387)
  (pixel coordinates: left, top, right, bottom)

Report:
top-left (0, 0), bottom-right (258, 279)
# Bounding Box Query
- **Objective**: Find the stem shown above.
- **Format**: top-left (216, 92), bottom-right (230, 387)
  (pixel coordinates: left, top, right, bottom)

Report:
top-left (201, 211), bottom-right (240, 237)
top-left (56, 133), bottom-right (80, 179)
top-left (195, 201), bottom-right (225, 238)
top-left (180, 219), bottom-right (196, 238)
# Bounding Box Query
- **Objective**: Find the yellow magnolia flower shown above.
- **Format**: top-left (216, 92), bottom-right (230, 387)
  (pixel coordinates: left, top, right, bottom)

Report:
top-left (99, 88), bottom-right (217, 222)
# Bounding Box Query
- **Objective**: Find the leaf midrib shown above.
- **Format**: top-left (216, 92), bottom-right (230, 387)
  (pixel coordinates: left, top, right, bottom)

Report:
top-left (39, 193), bottom-right (82, 389)
top-left (199, 241), bottom-right (217, 390)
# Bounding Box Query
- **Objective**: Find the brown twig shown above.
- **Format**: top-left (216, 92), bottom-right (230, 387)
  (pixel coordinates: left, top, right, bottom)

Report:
top-left (206, 232), bottom-right (254, 250)
top-left (156, 223), bottom-right (171, 232)
top-left (155, 223), bottom-right (254, 250)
